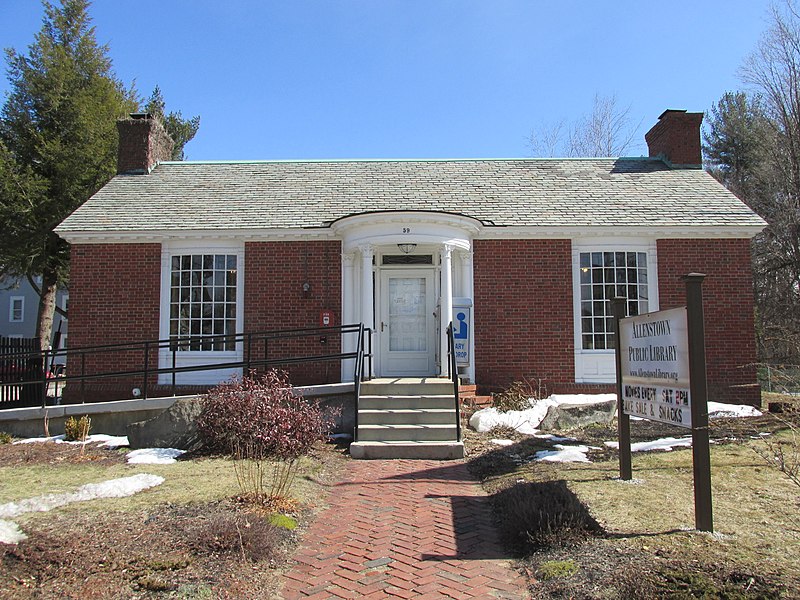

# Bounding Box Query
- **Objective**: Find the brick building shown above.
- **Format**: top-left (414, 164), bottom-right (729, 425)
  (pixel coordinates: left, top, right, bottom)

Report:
top-left (55, 110), bottom-right (765, 405)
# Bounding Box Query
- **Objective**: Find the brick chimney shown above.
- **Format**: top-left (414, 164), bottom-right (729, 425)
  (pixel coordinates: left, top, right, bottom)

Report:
top-left (116, 113), bottom-right (174, 174)
top-left (644, 109), bottom-right (703, 167)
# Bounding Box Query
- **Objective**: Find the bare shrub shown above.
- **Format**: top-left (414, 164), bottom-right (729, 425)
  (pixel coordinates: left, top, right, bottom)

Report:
top-left (752, 413), bottom-right (800, 490)
top-left (196, 370), bottom-right (336, 506)
top-left (492, 481), bottom-right (603, 556)
top-left (189, 512), bottom-right (288, 563)
top-left (492, 377), bottom-right (547, 413)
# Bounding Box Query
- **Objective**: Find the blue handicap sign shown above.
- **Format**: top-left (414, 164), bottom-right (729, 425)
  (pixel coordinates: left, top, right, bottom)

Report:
top-left (454, 311), bottom-right (468, 339)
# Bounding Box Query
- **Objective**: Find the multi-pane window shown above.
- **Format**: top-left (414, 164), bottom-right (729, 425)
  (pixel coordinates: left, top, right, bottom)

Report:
top-left (579, 251), bottom-right (649, 350)
top-left (9, 297), bottom-right (24, 323)
top-left (169, 254), bottom-right (237, 351)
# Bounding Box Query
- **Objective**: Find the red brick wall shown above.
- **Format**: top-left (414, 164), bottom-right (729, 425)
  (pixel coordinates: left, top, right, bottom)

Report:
top-left (244, 241), bottom-right (342, 385)
top-left (473, 239), bottom-right (575, 393)
top-left (657, 239), bottom-right (760, 406)
top-left (65, 243), bottom-right (162, 402)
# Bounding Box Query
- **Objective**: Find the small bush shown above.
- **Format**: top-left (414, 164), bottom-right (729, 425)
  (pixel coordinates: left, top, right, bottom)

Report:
top-left (492, 481), bottom-right (603, 555)
top-left (64, 415), bottom-right (91, 441)
top-left (190, 512), bottom-right (288, 562)
top-left (492, 377), bottom-right (546, 413)
top-left (0, 431), bottom-right (12, 444)
top-left (196, 370), bottom-right (336, 504)
top-left (538, 560), bottom-right (579, 581)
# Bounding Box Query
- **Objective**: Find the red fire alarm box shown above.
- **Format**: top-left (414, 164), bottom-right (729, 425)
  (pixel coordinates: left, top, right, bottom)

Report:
top-left (320, 310), bottom-right (333, 327)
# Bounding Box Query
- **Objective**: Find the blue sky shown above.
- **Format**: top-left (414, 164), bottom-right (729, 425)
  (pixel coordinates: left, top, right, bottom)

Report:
top-left (0, 0), bottom-right (771, 161)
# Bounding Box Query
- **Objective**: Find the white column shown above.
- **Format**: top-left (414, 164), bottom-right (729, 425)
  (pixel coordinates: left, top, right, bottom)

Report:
top-left (341, 252), bottom-right (356, 381)
top-left (458, 248), bottom-right (473, 298)
top-left (439, 243), bottom-right (454, 377)
top-left (359, 244), bottom-right (375, 376)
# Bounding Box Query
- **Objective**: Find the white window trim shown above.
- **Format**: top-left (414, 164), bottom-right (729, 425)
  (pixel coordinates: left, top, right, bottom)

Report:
top-left (9, 296), bottom-right (24, 323)
top-left (572, 238), bottom-right (659, 383)
top-left (158, 241), bottom-right (245, 385)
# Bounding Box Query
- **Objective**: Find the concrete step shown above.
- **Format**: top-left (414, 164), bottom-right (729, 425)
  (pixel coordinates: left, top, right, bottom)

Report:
top-left (357, 423), bottom-right (458, 442)
top-left (358, 408), bottom-right (456, 425)
top-left (360, 378), bottom-right (455, 396)
top-left (350, 441), bottom-right (465, 460)
top-left (359, 394), bottom-right (457, 410)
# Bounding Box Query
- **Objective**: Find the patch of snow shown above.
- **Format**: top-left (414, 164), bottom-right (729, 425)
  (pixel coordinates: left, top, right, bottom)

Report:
top-left (490, 438), bottom-right (515, 446)
top-left (605, 436), bottom-right (692, 452)
top-left (534, 433), bottom-right (577, 443)
top-left (534, 444), bottom-right (591, 463)
top-left (0, 519), bottom-right (27, 544)
top-left (126, 448), bottom-right (185, 464)
top-left (707, 402), bottom-right (762, 419)
top-left (612, 477), bottom-right (645, 485)
top-left (13, 435), bottom-right (65, 444)
top-left (0, 474), bottom-right (164, 520)
top-left (469, 393), bottom-right (617, 435)
top-left (13, 433), bottom-right (129, 447)
top-left (93, 435), bottom-right (129, 448)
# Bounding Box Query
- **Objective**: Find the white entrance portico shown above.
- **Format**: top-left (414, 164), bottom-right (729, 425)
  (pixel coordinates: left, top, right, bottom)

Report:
top-left (333, 212), bottom-right (479, 382)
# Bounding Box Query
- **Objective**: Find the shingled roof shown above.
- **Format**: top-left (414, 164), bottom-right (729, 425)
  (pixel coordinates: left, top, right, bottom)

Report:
top-left (55, 157), bottom-right (765, 237)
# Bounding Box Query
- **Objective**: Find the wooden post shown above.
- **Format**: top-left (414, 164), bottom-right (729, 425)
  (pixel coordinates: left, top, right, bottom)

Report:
top-left (684, 273), bottom-right (713, 532)
top-left (612, 297), bottom-right (632, 480)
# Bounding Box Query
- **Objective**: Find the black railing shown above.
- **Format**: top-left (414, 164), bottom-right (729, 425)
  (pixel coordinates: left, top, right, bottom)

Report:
top-left (446, 322), bottom-right (462, 441)
top-left (354, 324), bottom-right (365, 442)
top-left (0, 324), bottom-right (373, 409)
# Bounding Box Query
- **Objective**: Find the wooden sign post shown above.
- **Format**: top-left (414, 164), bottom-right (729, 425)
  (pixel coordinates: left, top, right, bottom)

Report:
top-left (613, 273), bottom-right (713, 532)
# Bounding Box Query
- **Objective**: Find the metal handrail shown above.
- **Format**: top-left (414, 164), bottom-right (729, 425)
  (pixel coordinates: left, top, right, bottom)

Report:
top-left (446, 322), bottom-right (462, 441)
top-left (0, 324), bottom-right (373, 408)
top-left (353, 324), bottom-right (364, 442)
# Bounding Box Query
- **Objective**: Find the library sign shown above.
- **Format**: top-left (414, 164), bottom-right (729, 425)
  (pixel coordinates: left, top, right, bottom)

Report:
top-left (619, 307), bottom-right (691, 428)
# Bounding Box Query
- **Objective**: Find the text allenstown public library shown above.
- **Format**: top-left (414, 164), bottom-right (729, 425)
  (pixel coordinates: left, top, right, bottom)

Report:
top-left (54, 109), bottom-right (766, 405)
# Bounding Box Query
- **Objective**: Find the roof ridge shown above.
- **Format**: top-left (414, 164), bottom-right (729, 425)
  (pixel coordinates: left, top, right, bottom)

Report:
top-left (159, 156), bottom-right (657, 166)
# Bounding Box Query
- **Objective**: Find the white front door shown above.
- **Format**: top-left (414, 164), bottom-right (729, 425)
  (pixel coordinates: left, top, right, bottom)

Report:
top-left (379, 269), bottom-right (436, 376)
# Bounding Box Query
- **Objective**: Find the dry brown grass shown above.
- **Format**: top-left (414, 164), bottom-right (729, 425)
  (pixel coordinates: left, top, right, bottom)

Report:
top-left (469, 392), bottom-right (800, 598)
top-left (0, 439), bottom-right (348, 599)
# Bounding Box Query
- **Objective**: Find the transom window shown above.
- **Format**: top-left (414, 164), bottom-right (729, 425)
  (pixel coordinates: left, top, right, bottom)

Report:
top-left (169, 254), bottom-right (237, 351)
top-left (382, 254), bottom-right (434, 265)
top-left (579, 251), bottom-right (649, 350)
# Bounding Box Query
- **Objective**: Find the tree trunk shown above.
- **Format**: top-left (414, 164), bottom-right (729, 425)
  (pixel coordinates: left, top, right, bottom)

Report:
top-left (36, 267), bottom-right (58, 351)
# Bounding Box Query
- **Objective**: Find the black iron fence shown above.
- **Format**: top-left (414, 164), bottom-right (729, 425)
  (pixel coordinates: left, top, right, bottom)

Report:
top-left (0, 336), bottom-right (44, 407)
top-left (0, 324), bottom-right (372, 409)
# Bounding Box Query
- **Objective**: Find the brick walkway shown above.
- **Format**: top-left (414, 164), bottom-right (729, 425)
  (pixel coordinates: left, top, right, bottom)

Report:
top-left (280, 459), bottom-right (528, 599)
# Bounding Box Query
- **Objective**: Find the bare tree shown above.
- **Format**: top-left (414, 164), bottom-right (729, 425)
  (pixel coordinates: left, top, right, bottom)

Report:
top-left (736, 0), bottom-right (800, 363)
top-left (528, 94), bottom-right (639, 158)
top-left (527, 120), bottom-right (565, 158)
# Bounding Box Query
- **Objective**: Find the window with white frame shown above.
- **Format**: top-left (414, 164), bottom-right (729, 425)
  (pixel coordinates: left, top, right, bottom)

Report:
top-left (9, 297), bottom-right (24, 323)
top-left (168, 254), bottom-right (238, 351)
top-left (578, 251), bottom-right (649, 350)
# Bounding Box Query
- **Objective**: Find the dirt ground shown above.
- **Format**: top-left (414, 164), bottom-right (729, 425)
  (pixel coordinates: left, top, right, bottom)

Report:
top-left (463, 396), bottom-right (800, 599)
top-left (0, 440), bottom-right (350, 599)
top-left (1, 397), bottom-right (798, 599)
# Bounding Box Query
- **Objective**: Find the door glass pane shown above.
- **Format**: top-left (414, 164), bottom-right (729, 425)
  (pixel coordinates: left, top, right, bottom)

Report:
top-left (388, 277), bottom-right (426, 352)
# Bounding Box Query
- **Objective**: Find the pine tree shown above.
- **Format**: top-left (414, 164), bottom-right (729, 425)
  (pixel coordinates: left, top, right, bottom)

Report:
top-left (145, 85), bottom-right (200, 161)
top-left (0, 1), bottom-right (198, 350)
